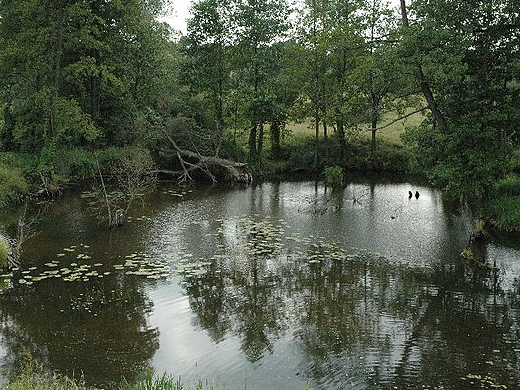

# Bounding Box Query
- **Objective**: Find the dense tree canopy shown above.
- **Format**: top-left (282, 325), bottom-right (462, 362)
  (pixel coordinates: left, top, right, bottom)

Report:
top-left (0, 0), bottom-right (518, 205)
top-left (0, 0), bottom-right (174, 169)
top-left (401, 0), bottom-right (520, 201)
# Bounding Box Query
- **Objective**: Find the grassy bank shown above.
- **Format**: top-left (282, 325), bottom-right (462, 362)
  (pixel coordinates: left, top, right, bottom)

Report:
top-left (0, 146), bottom-right (152, 206)
top-left (0, 365), bottom-right (311, 390)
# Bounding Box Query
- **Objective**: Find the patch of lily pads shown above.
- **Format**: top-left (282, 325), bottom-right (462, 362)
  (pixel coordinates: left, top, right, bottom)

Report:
top-left (6, 214), bottom-right (376, 292)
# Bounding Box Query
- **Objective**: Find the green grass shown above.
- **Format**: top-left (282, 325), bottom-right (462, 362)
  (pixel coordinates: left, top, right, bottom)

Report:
top-left (0, 365), bottom-right (313, 390)
top-left (1, 363), bottom-right (90, 390)
top-left (484, 175), bottom-right (520, 232)
top-left (286, 108), bottom-right (426, 146)
top-left (0, 163), bottom-right (29, 206)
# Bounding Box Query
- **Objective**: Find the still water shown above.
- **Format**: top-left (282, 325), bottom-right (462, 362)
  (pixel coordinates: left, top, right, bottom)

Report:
top-left (1, 179), bottom-right (520, 389)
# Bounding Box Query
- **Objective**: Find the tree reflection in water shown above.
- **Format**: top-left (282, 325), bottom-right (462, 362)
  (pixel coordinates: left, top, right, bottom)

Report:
top-left (0, 275), bottom-right (159, 388)
top-left (183, 236), bottom-right (520, 389)
top-left (2, 181), bottom-right (520, 389)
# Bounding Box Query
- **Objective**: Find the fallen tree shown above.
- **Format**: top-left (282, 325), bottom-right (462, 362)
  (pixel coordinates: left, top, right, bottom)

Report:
top-left (155, 127), bottom-right (252, 184)
top-left (150, 120), bottom-right (252, 185)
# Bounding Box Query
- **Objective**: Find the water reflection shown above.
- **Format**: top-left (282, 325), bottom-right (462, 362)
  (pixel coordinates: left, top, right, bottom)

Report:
top-left (148, 181), bottom-right (519, 389)
top-left (0, 179), bottom-right (519, 389)
top-left (0, 198), bottom-right (161, 388)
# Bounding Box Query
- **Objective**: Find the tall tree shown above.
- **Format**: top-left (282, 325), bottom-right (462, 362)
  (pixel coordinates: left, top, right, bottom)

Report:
top-left (298, 0), bottom-right (333, 166)
top-left (184, 0), bottom-right (232, 146)
top-left (400, 0), bottom-right (519, 201)
top-left (297, 0), bottom-right (366, 163)
top-left (355, 0), bottom-right (415, 169)
top-left (231, 0), bottom-right (291, 159)
top-left (0, 0), bottom-right (172, 173)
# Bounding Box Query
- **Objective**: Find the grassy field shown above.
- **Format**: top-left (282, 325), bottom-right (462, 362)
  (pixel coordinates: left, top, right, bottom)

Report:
top-left (285, 109), bottom-right (426, 146)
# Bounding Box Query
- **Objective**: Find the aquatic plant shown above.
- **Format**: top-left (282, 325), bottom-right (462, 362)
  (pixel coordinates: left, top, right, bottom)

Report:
top-left (323, 165), bottom-right (344, 188)
top-left (2, 361), bottom-right (89, 390)
top-left (121, 369), bottom-right (187, 390)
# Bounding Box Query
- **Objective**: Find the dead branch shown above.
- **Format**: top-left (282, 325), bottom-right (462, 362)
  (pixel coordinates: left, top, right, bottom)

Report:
top-left (89, 153), bottom-right (158, 229)
top-left (155, 125), bottom-right (252, 184)
top-left (6, 204), bottom-right (42, 268)
top-left (368, 106), bottom-right (429, 132)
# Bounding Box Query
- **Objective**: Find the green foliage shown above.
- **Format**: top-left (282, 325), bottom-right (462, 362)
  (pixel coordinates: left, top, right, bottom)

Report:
top-left (484, 175), bottom-right (520, 232)
top-left (495, 176), bottom-right (520, 197)
top-left (0, 0), bottom-right (174, 153)
top-left (0, 151), bottom-right (38, 181)
top-left (511, 149), bottom-right (520, 174)
top-left (3, 362), bottom-right (89, 390)
top-left (460, 248), bottom-right (474, 260)
top-left (52, 98), bottom-right (100, 146)
top-left (399, 0), bottom-right (519, 202)
top-left (323, 166), bottom-right (344, 188)
top-left (55, 149), bottom-right (97, 180)
top-left (0, 163), bottom-right (28, 206)
top-left (53, 146), bottom-right (149, 181)
top-left (121, 369), bottom-right (185, 390)
top-left (486, 195), bottom-right (520, 232)
top-left (285, 138), bottom-right (317, 172)
top-left (0, 236), bottom-right (8, 268)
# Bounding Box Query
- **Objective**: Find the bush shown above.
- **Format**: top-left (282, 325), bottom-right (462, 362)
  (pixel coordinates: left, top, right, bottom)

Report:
top-left (486, 194), bottom-right (520, 232)
top-left (56, 149), bottom-right (97, 180)
top-left (0, 152), bottom-right (39, 182)
top-left (2, 362), bottom-right (90, 390)
top-left (55, 146), bottom-right (151, 180)
top-left (0, 164), bottom-right (28, 206)
top-left (323, 165), bottom-right (344, 188)
top-left (495, 175), bottom-right (520, 197)
top-left (285, 138), bottom-right (317, 171)
top-left (374, 142), bottom-right (412, 172)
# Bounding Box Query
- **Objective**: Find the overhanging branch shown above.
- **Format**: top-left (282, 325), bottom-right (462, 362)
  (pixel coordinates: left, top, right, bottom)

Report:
top-left (368, 106), bottom-right (428, 132)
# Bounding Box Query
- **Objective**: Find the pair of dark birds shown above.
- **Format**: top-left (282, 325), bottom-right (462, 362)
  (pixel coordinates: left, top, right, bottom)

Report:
top-left (409, 190), bottom-right (420, 199)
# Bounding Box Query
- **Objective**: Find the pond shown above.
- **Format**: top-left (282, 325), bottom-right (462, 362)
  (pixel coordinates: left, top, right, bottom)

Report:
top-left (1, 178), bottom-right (520, 389)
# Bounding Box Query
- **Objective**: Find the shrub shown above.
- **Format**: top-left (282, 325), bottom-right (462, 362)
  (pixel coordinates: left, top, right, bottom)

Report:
top-left (3, 361), bottom-right (90, 390)
top-left (0, 164), bottom-right (28, 206)
top-left (486, 194), bottom-right (520, 232)
top-left (495, 175), bottom-right (520, 197)
top-left (285, 138), bottom-right (317, 171)
top-left (0, 152), bottom-right (39, 182)
top-left (323, 165), bottom-right (344, 188)
top-left (56, 149), bottom-right (97, 180)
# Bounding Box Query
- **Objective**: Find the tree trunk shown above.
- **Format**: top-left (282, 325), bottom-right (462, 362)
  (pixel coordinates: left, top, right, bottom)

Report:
top-left (249, 122), bottom-right (257, 157)
top-left (336, 118), bottom-right (347, 161)
top-left (157, 126), bottom-right (252, 184)
top-left (257, 122), bottom-right (264, 156)
top-left (371, 125), bottom-right (378, 169)
top-left (270, 121), bottom-right (281, 158)
top-left (400, 0), bottom-right (448, 131)
top-left (370, 93), bottom-right (379, 169)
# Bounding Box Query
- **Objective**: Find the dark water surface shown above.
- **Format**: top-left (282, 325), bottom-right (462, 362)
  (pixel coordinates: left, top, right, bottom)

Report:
top-left (1, 179), bottom-right (520, 389)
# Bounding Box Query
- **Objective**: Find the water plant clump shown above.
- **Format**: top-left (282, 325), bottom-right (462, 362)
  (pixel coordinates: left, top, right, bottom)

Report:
top-left (323, 165), bottom-right (344, 188)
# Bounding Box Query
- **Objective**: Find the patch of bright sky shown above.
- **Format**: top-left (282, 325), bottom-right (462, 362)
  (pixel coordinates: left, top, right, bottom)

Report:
top-left (159, 0), bottom-right (191, 35)
top-left (161, 0), bottom-right (402, 36)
